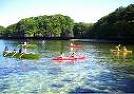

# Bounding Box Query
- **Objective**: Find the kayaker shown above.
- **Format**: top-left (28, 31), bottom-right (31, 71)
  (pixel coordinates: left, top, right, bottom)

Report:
top-left (115, 44), bottom-right (121, 51)
top-left (23, 48), bottom-right (27, 53)
top-left (71, 52), bottom-right (76, 57)
top-left (60, 53), bottom-right (64, 57)
top-left (24, 42), bottom-right (27, 46)
top-left (70, 43), bottom-right (74, 46)
top-left (19, 47), bottom-right (22, 53)
top-left (4, 46), bottom-right (8, 52)
top-left (13, 49), bottom-right (17, 52)
top-left (123, 46), bottom-right (127, 52)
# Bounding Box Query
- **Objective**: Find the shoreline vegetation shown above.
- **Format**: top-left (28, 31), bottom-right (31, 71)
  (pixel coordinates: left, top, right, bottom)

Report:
top-left (0, 4), bottom-right (134, 41)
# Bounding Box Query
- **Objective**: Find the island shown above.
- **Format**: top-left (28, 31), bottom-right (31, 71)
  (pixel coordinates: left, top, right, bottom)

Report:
top-left (0, 4), bottom-right (133, 41)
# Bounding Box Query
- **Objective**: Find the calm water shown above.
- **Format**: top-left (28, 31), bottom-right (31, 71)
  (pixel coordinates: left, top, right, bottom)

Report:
top-left (0, 39), bottom-right (134, 93)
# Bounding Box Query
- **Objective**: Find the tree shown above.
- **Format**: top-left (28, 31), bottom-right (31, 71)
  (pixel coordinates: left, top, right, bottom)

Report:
top-left (73, 22), bottom-right (93, 38)
top-left (92, 4), bottom-right (134, 39)
top-left (0, 26), bottom-right (5, 36)
top-left (3, 14), bottom-right (74, 38)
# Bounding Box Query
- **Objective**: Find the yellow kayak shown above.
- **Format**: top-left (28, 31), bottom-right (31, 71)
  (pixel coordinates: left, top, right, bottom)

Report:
top-left (110, 49), bottom-right (132, 53)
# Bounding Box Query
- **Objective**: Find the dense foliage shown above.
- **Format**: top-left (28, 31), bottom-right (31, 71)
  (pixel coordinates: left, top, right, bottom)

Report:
top-left (73, 22), bottom-right (93, 38)
top-left (2, 14), bottom-right (74, 38)
top-left (92, 4), bottom-right (134, 39)
top-left (0, 26), bottom-right (5, 36)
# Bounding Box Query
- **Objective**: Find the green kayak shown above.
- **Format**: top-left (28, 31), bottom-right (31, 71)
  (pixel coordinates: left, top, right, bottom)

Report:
top-left (3, 51), bottom-right (40, 60)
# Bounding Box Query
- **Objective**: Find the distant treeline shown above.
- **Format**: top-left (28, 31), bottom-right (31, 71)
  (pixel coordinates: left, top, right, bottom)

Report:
top-left (0, 4), bottom-right (134, 39)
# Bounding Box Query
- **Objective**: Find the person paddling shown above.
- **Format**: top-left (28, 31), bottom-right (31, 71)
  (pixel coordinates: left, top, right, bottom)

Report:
top-left (116, 44), bottom-right (121, 51)
top-left (70, 43), bottom-right (73, 46)
top-left (123, 46), bottom-right (127, 52)
top-left (19, 46), bottom-right (22, 53)
top-left (24, 42), bottom-right (27, 46)
top-left (71, 52), bottom-right (76, 57)
top-left (4, 46), bottom-right (8, 52)
top-left (13, 49), bottom-right (17, 53)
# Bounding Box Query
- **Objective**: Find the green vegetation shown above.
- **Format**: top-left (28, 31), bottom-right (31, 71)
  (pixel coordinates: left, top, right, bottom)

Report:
top-left (0, 4), bottom-right (133, 40)
top-left (0, 26), bottom-right (5, 36)
top-left (1, 14), bottom-right (74, 38)
top-left (73, 22), bottom-right (93, 38)
top-left (3, 24), bottom-right (17, 37)
top-left (3, 52), bottom-right (40, 60)
top-left (91, 4), bottom-right (134, 39)
top-left (86, 4), bottom-right (134, 39)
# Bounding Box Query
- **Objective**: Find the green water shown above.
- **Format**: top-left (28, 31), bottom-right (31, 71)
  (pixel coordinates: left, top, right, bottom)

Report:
top-left (0, 39), bottom-right (134, 93)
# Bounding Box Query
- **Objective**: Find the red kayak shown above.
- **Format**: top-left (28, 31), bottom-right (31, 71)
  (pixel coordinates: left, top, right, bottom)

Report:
top-left (52, 56), bottom-right (85, 60)
top-left (69, 45), bottom-right (81, 48)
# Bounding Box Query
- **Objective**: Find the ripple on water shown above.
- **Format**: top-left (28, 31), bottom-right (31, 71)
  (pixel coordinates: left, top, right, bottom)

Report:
top-left (51, 84), bottom-right (64, 88)
top-left (1, 40), bottom-right (134, 93)
top-left (68, 87), bottom-right (95, 93)
top-left (0, 83), bottom-right (9, 92)
top-left (48, 67), bottom-right (62, 75)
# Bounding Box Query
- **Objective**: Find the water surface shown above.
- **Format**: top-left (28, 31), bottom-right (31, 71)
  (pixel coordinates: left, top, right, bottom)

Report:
top-left (0, 39), bottom-right (134, 93)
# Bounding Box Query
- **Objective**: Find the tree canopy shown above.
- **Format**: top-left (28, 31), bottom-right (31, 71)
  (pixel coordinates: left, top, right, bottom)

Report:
top-left (73, 22), bottom-right (93, 38)
top-left (1, 14), bottom-right (74, 38)
top-left (91, 4), bottom-right (134, 39)
top-left (0, 26), bottom-right (5, 36)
